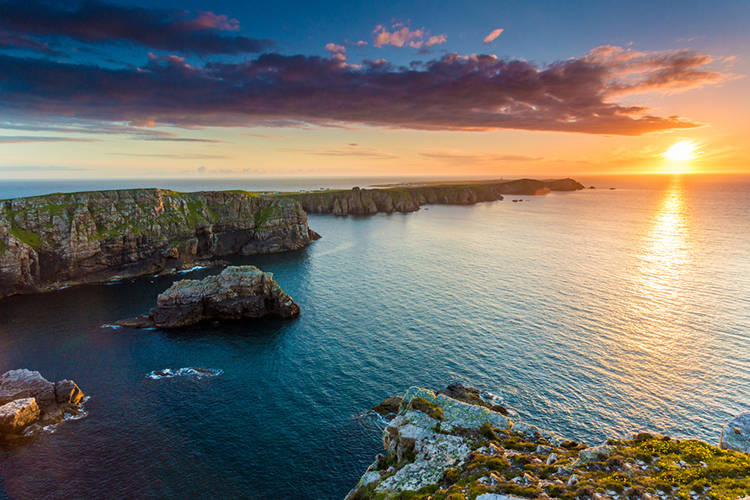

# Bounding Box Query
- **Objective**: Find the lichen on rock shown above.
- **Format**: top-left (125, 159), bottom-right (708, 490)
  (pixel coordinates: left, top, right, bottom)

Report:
top-left (348, 384), bottom-right (750, 500)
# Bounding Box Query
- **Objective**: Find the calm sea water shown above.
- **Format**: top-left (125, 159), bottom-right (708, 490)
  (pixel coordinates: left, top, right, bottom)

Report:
top-left (0, 175), bottom-right (748, 499)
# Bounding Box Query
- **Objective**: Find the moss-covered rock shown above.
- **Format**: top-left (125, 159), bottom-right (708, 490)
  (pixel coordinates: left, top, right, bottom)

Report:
top-left (348, 385), bottom-right (750, 500)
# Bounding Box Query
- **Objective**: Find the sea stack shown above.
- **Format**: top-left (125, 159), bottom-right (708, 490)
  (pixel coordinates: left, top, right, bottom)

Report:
top-left (117, 265), bottom-right (299, 328)
top-left (0, 369), bottom-right (85, 440)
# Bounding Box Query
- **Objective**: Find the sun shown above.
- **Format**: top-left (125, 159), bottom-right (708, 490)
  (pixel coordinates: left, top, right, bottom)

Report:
top-left (664, 141), bottom-right (696, 162)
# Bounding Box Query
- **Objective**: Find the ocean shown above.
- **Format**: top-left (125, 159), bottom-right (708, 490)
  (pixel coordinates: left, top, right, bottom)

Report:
top-left (0, 174), bottom-right (748, 499)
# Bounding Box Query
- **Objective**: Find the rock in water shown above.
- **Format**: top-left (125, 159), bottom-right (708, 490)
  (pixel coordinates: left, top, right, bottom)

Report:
top-left (0, 369), bottom-right (85, 439)
top-left (720, 412), bottom-right (750, 453)
top-left (118, 265), bottom-right (299, 328)
top-left (0, 398), bottom-right (40, 434)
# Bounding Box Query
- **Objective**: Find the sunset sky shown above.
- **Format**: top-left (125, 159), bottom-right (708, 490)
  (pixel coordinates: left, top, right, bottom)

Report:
top-left (0, 0), bottom-right (748, 178)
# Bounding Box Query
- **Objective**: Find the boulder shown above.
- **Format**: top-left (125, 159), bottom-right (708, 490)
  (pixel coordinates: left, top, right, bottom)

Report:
top-left (0, 398), bottom-right (40, 434)
top-left (0, 369), bottom-right (85, 439)
top-left (0, 369), bottom-right (55, 409)
top-left (720, 412), bottom-right (750, 453)
top-left (118, 265), bottom-right (299, 328)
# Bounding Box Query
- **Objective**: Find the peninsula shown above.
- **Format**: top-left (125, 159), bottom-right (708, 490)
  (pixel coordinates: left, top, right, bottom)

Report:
top-left (0, 189), bottom-right (317, 299)
top-left (275, 178), bottom-right (584, 215)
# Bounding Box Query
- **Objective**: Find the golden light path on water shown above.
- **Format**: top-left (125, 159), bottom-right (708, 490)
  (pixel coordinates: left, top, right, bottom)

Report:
top-left (637, 177), bottom-right (691, 310)
top-left (601, 176), bottom-right (713, 430)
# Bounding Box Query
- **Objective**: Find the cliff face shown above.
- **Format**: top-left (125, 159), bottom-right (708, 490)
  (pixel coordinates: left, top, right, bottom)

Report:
top-left (348, 385), bottom-right (750, 500)
top-left (0, 189), bottom-right (316, 299)
top-left (280, 178), bottom-right (584, 216)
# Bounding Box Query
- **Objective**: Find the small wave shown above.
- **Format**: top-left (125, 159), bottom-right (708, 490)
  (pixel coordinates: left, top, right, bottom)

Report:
top-left (177, 265), bottom-right (207, 274)
top-left (315, 241), bottom-right (355, 258)
top-left (100, 324), bottom-right (121, 330)
top-left (38, 396), bottom-right (91, 434)
top-left (146, 367), bottom-right (223, 380)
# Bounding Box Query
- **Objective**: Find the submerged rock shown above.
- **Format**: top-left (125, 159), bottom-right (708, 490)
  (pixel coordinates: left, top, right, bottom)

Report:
top-left (118, 265), bottom-right (299, 328)
top-left (720, 412), bottom-right (750, 453)
top-left (347, 385), bottom-right (750, 499)
top-left (0, 369), bottom-right (85, 440)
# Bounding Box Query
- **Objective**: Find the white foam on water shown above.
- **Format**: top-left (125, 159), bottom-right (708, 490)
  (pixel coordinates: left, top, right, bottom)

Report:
top-left (146, 367), bottom-right (223, 380)
top-left (39, 396), bottom-right (91, 434)
top-left (177, 265), bottom-right (207, 274)
top-left (100, 324), bottom-right (121, 330)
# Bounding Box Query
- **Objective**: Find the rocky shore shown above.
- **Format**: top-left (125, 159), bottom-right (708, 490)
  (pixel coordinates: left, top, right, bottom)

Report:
top-left (117, 265), bottom-right (299, 328)
top-left (0, 369), bottom-right (85, 440)
top-left (277, 178), bottom-right (584, 216)
top-left (348, 385), bottom-right (750, 500)
top-left (0, 189), bottom-right (318, 299)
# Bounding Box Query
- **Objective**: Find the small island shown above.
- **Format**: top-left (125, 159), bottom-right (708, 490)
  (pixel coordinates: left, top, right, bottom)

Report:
top-left (117, 265), bottom-right (299, 328)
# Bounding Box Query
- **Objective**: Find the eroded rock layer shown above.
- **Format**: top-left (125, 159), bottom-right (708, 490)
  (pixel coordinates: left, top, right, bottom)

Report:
top-left (0, 189), bottom-right (317, 299)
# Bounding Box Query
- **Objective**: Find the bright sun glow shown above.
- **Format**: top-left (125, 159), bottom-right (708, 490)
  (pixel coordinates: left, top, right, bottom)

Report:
top-left (664, 141), bottom-right (696, 162)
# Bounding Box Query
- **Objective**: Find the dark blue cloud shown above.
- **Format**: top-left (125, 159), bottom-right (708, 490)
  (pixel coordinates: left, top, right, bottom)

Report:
top-left (0, 0), bottom-right (272, 55)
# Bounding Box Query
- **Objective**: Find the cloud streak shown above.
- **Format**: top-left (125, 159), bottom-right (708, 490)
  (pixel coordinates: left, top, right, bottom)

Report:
top-left (0, 45), bottom-right (726, 135)
top-left (0, 0), bottom-right (272, 55)
top-left (483, 28), bottom-right (504, 44)
top-left (0, 135), bottom-right (94, 143)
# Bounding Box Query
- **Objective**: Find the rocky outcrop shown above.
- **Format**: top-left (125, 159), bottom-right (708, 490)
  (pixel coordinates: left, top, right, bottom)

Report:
top-left (117, 265), bottom-right (299, 328)
top-left (721, 412), bottom-right (750, 454)
top-left (0, 189), bottom-right (318, 299)
top-left (348, 385), bottom-right (750, 499)
top-left (0, 369), bottom-right (85, 439)
top-left (279, 178), bottom-right (584, 216)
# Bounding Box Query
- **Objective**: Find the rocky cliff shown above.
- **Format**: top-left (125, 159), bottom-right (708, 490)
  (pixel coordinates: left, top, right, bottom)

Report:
top-left (117, 265), bottom-right (299, 328)
top-left (278, 178), bottom-right (584, 216)
top-left (0, 189), bottom-right (318, 299)
top-left (348, 384), bottom-right (750, 500)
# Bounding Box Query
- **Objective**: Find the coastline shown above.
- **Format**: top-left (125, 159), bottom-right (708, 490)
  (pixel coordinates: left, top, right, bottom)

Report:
top-left (0, 178), bottom-right (582, 299)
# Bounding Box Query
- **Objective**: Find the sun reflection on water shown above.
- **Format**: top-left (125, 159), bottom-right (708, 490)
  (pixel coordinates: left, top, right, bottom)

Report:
top-left (637, 177), bottom-right (691, 307)
top-left (604, 176), bottom-right (705, 421)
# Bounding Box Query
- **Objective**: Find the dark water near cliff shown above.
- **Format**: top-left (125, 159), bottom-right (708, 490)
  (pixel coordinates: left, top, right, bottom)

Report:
top-left (0, 175), bottom-right (749, 499)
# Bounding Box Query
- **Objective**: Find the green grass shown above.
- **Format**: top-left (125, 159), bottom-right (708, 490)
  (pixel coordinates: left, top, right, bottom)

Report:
top-left (10, 227), bottom-right (42, 248)
top-left (409, 397), bottom-right (444, 421)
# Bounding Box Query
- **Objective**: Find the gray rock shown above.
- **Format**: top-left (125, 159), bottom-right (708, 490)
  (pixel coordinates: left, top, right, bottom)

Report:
top-left (720, 412), bottom-right (750, 453)
top-left (119, 266), bottom-right (299, 328)
top-left (0, 369), bottom-right (55, 409)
